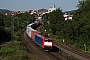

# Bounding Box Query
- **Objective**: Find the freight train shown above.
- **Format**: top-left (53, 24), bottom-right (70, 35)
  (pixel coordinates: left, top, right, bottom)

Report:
top-left (25, 23), bottom-right (54, 51)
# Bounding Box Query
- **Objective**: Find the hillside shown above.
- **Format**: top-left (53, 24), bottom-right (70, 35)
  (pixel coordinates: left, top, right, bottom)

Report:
top-left (38, 9), bottom-right (47, 12)
top-left (63, 10), bottom-right (76, 13)
top-left (0, 9), bottom-right (12, 12)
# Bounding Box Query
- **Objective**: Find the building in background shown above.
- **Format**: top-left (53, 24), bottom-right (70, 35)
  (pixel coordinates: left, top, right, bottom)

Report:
top-left (0, 4), bottom-right (73, 21)
top-left (48, 4), bottom-right (56, 13)
top-left (63, 13), bottom-right (73, 20)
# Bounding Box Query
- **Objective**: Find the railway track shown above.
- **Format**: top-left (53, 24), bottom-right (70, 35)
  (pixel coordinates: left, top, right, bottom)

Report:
top-left (47, 52), bottom-right (68, 60)
top-left (21, 32), bottom-right (67, 60)
top-left (36, 23), bottom-right (90, 60)
top-left (54, 41), bottom-right (90, 60)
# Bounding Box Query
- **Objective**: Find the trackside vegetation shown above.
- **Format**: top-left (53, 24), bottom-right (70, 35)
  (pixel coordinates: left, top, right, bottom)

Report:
top-left (42, 0), bottom-right (90, 52)
top-left (0, 41), bottom-right (37, 60)
top-left (0, 12), bottom-right (37, 60)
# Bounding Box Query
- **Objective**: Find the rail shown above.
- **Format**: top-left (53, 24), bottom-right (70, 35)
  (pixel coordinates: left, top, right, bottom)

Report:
top-left (54, 41), bottom-right (90, 60)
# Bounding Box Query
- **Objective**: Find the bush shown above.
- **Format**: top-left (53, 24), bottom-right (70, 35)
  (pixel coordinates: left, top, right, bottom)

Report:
top-left (0, 41), bottom-right (37, 60)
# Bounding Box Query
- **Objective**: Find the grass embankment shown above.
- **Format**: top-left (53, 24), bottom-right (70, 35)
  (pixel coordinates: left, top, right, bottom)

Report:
top-left (0, 40), bottom-right (37, 60)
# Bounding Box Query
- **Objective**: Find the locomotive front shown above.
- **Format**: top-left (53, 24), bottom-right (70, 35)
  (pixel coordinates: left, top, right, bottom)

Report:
top-left (43, 37), bottom-right (53, 50)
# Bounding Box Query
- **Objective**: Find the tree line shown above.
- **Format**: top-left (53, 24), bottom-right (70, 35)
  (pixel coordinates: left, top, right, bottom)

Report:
top-left (0, 12), bottom-right (35, 42)
top-left (42, 0), bottom-right (90, 51)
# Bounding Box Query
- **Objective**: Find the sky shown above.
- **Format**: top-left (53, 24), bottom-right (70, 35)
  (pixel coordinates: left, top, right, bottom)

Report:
top-left (0, 0), bottom-right (79, 12)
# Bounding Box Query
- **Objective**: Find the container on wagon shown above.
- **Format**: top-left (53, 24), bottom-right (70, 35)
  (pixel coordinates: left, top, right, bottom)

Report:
top-left (35, 34), bottom-right (43, 48)
top-left (31, 30), bottom-right (41, 40)
top-left (26, 23), bottom-right (35, 39)
top-left (26, 27), bottom-right (33, 38)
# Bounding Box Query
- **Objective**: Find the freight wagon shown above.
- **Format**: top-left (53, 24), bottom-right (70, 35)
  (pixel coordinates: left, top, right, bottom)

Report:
top-left (26, 23), bottom-right (35, 38)
top-left (26, 23), bottom-right (54, 51)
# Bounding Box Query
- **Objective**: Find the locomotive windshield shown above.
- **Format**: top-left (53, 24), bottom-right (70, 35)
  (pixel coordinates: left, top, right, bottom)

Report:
top-left (45, 40), bottom-right (52, 42)
top-left (44, 40), bottom-right (52, 46)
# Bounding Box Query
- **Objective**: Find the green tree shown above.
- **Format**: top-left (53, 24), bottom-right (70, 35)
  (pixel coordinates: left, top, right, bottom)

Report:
top-left (49, 9), bottom-right (64, 24)
top-left (42, 8), bottom-right (65, 38)
top-left (71, 0), bottom-right (90, 49)
top-left (0, 14), bottom-right (5, 29)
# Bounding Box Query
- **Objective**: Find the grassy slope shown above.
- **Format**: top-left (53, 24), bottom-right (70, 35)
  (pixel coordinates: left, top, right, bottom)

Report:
top-left (0, 40), bottom-right (37, 60)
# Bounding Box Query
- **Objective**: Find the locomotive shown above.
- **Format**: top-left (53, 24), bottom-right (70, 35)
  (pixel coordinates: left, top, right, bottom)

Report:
top-left (25, 23), bottom-right (54, 50)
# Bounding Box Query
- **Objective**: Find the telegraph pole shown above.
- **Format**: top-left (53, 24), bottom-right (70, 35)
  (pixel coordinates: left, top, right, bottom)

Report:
top-left (66, 20), bottom-right (69, 44)
top-left (11, 13), bottom-right (14, 41)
